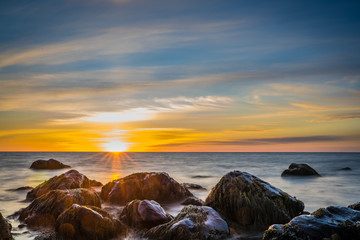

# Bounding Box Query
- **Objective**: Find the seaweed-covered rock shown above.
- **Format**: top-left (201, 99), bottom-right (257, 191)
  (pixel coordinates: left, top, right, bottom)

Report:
top-left (120, 200), bottom-right (172, 230)
top-left (281, 163), bottom-right (320, 176)
top-left (146, 205), bottom-right (229, 240)
top-left (263, 206), bottom-right (360, 240)
top-left (181, 196), bottom-right (204, 206)
top-left (56, 204), bottom-right (126, 240)
top-left (0, 212), bottom-right (13, 240)
top-left (205, 171), bottom-right (304, 230)
top-left (101, 172), bottom-right (193, 205)
top-left (30, 159), bottom-right (70, 170)
top-left (18, 189), bottom-right (101, 229)
top-left (348, 202), bottom-right (360, 211)
top-left (27, 170), bottom-right (92, 200)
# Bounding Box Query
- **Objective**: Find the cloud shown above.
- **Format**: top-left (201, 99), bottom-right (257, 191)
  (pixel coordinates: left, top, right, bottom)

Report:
top-left (310, 112), bottom-right (360, 122)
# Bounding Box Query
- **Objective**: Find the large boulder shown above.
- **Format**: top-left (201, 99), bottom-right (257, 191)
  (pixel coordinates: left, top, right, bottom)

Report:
top-left (18, 189), bottom-right (101, 229)
top-left (27, 170), bottom-right (93, 200)
top-left (30, 159), bottom-right (70, 170)
top-left (205, 171), bottom-right (304, 230)
top-left (101, 172), bottom-right (193, 205)
top-left (263, 206), bottom-right (360, 240)
top-left (0, 212), bottom-right (13, 240)
top-left (281, 163), bottom-right (320, 176)
top-left (120, 200), bottom-right (172, 230)
top-left (146, 205), bottom-right (229, 240)
top-left (56, 204), bottom-right (126, 240)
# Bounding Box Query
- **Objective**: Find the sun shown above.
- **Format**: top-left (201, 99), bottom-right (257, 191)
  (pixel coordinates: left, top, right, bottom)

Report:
top-left (102, 140), bottom-right (128, 153)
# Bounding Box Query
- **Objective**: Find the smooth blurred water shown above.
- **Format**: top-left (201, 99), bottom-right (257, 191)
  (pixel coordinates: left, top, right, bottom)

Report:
top-left (0, 152), bottom-right (359, 239)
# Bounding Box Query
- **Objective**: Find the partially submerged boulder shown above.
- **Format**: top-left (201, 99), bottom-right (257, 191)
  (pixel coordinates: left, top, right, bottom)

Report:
top-left (101, 172), bottom-right (193, 205)
top-left (182, 183), bottom-right (206, 190)
top-left (18, 189), bottom-right (101, 229)
top-left (263, 206), bottom-right (360, 240)
top-left (205, 171), bottom-right (304, 230)
top-left (146, 205), bottom-right (229, 240)
top-left (120, 200), bottom-right (172, 230)
top-left (348, 202), bottom-right (360, 211)
top-left (56, 204), bottom-right (126, 240)
top-left (0, 212), bottom-right (13, 240)
top-left (30, 159), bottom-right (70, 170)
top-left (181, 196), bottom-right (204, 206)
top-left (281, 163), bottom-right (320, 176)
top-left (7, 186), bottom-right (33, 191)
top-left (27, 170), bottom-right (92, 200)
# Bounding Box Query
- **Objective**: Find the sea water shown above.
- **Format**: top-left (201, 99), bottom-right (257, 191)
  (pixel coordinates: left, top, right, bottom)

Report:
top-left (0, 152), bottom-right (359, 239)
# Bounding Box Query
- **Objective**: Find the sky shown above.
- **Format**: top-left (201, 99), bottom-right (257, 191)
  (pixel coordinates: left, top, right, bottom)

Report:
top-left (0, 0), bottom-right (359, 152)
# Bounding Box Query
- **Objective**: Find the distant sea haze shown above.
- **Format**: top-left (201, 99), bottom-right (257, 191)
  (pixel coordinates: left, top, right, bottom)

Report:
top-left (0, 152), bottom-right (359, 239)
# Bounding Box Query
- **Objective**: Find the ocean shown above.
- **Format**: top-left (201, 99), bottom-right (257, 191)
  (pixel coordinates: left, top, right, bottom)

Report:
top-left (0, 152), bottom-right (359, 239)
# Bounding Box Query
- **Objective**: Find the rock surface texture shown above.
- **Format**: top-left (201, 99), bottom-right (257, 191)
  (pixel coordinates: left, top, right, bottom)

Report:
top-left (101, 172), bottom-right (193, 205)
top-left (26, 170), bottom-right (92, 200)
top-left (146, 205), bottom-right (229, 240)
top-left (19, 189), bottom-right (101, 229)
top-left (30, 159), bottom-right (70, 170)
top-left (263, 206), bottom-right (360, 240)
top-left (281, 163), bottom-right (320, 176)
top-left (205, 171), bottom-right (304, 230)
top-left (0, 212), bottom-right (13, 240)
top-left (56, 204), bottom-right (126, 240)
top-left (120, 199), bottom-right (172, 230)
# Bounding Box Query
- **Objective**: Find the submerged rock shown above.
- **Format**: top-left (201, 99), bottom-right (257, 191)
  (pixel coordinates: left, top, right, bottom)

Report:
top-left (182, 183), bottom-right (206, 190)
top-left (263, 206), bottom-right (360, 240)
top-left (181, 196), bottom-right (204, 206)
top-left (281, 163), bottom-right (320, 176)
top-left (7, 186), bottom-right (33, 191)
top-left (205, 171), bottom-right (304, 230)
top-left (101, 172), bottom-right (193, 205)
top-left (348, 202), bottom-right (360, 211)
top-left (26, 170), bottom-right (92, 200)
top-left (146, 205), bottom-right (229, 240)
top-left (340, 167), bottom-right (352, 171)
top-left (56, 204), bottom-right (126, 240)
top-left (120, 200), bottom-right (172, 230)
top-left (0, 212), bottom-right (13, 240)
top-left (18, 189), bottom-right (101, 229)
top-left (30, 159), bottom-right (70, 170)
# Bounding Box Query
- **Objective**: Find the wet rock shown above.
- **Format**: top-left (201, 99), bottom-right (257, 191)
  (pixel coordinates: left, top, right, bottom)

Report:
top-left (0, 212), bottom-right (13, 240)
top-left (7, 186), bottom-right (33, 191)
top-left (348, 202), bottom-right (360, 211)
top-left (56, 204), bottom-right (126, 240)
top-left (281, 163), bottom-right (320, 176)
top-left (146, 205), bottom-right (229, 240)
top-left (90, 179), bottom-right (103, 187)
top-left (340, 167), bottom-right (352, 170)
top-left (181, 196), bottom-right (204, 206)
top-left (205, 171), bottom-right (304, 230)
top-left (30, 159), bottom-right (70, 170)
top-left (182, 183), bottom-right (206, 190)
top-left (101, 172), bottom-right (193, 205)
top-left (26, 170), bottom-right (92, 200)
top-left (18, 189), bottom-right (101, 229)
top-left (263, 206), bottom-right (360, 240)
top-left (120, 200), bottom-right (172, 230)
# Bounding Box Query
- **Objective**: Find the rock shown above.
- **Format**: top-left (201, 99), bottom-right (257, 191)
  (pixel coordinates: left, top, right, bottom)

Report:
top-left (348, 202), bottom-right (360, 211)
top-left (182, 183), bottom-right (206, 190)
top-left (90, 179), bottom-right (103, 187)
top-left (281, 163), bottom-right (320, 176)
top-left (18, 189), bottom-right (101, 229)
top-left (181, 196), bottom-right (204, 206)
top-left (0, 212), bottom-right (13, 240)
top-left (7, 186), bottom-right (33, 191)
top-left (56, 204), bottom-right (126, 240)
top-left (30, 159), bottom-right (70, 170)
top-left (340, 167), bottom-right (352, 170)
top-left (101, 172), bottom-right (193, 205)
top-left (205, 171), bottom-right (304, 230)
top-left (26, 170), bottom-right (92, 200)
top-left (120, 200), bottom-right (172, 230)
top-left (146, 205), bottom-right (229, 240)
top-left (263, 206), bottom-right (360, 240)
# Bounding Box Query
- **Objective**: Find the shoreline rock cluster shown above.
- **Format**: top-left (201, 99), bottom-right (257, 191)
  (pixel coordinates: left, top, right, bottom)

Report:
top-left (2, 160), bottom-right (359, 240)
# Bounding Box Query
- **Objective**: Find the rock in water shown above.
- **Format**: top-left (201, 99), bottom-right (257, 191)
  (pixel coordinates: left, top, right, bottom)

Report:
top-left (56, 204), bottom-right (126, 240)
top-left (101, 172), bottom-right (193, 205)
top-left (348, 202), bottom-right (360, 211)
top-left (18, 189), bottom-right (101, 229)
top-left (146, 205), bottom-right (229, 240)
top-left (27, 170), bottom-right (92, 200)
top-left (0, 212), bottom-right (13, 240)
top-left (205, 171), bottom-right (304, 230)
top-left (263, 206), bottom-right (360, 240)
top-left (181, 196), bottom-right (204, 206)
top-left (281, 163), bottom-right (320, 176)
top-left (120, 200), bottom-right (172, 229)
top-left (30, 159), bottom-right (70, 170)
top-left (182, 183), bottom-right (206, 190)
